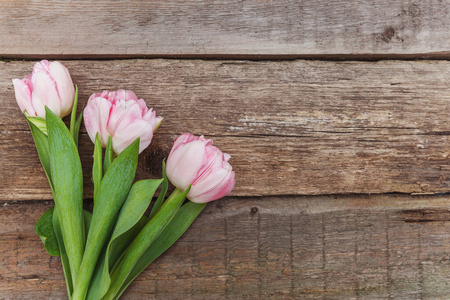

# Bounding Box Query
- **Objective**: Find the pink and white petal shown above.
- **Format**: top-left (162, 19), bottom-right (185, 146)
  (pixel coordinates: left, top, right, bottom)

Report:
top-left (142, 107), bottom-right (155, 121)
top-left (198, 135), bottom-right (214, 147)
top-left (137, 99), bottom-right (149, 114)
top-left (83, 98), bottom-right (101, 144)
top-left (110, 100), bottom-right (143, 133)
top-left (83, 97), bottom-right (112, 146)
top-left (166, 140), bottom-right (206, 190)
top-left (168, 133), bottom-right (198, 157)
top-left (22, 74), bottom-right (33, 91)
top-left (32, 60), bottom-right (50, 74)
top-left (98, 98), bottom-right (114, 146)
top-left (152, 116), bottom-right (163, 132)
top-left (111, 120), bottom-right (153, 154)
top-left (143, 108), bottom-right (163, 129)
top-left (188, 167), bottom-right (235, 203)
top-left (106, 99), bottom-right (127, 132)
top-left (12, 79), bottom-right (35, 115)
top-left (31, 72), bottom-right (61, 117)
top-left (192, 146), bottom-right (223, 184)
top-left (114, 89), bottom-right (138, 101)
top-left (48, 61), bottom-right (75, 117)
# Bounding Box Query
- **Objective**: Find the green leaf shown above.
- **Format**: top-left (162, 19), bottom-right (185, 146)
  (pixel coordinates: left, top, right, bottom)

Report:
top-left (73, 112), bottom-right (83, 148)
top-left (35, 208), bottom-right (92, 258)
top-left (70, 85), bottom-right (78, 139)
top-left (72, 138), bottom-right (139, 300)
top-left (35, 207), bottom-right (59, 256)
top-left (86, 179), bottom-right (162, 300)
top-left (26, 118), bottom-right (53, 193)
top-left (93, 133), bottom-right (103, 201)
top-left (52, 208), bottom-right (92, 298)
top-left (114, 201), bottom-right (206, 299)
top-left (69, 86), bottom-right (83, 147)
top-left (104, 188), bottom-right (190, 300)
top-left (83, 209), bottom-right (93, 232)
top-left (149, 160), bottom-right (168, 220)
top-left (26, 116), bottom-right (48, 135)
top-left (103, 136), bottom-right (113, 174)
top-left (46, 106), bottom-right (85, 285)
top-left (53, 209), bottom-right (73, 297)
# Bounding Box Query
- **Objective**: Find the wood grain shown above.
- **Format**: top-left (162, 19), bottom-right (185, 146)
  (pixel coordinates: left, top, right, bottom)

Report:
top-left (1, 1), bottom-right (450, 58)
top-left (2, 195), bottom-right (450, 299)
top-left (2, 59), bottom-right (450, 200)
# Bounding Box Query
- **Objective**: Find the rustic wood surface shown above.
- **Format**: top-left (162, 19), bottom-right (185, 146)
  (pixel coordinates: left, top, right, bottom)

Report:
top-left (1, 1), bottom-right (450, 58)
top-left (2, 60), bottom-right (450, 200)
top-left (2, 195), bottom-right (450, 300)
top-left (2, 1), bottom-right (450, 298)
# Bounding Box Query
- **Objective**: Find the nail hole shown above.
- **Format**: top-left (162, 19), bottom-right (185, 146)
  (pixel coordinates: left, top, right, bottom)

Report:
top-left (250, 207), bottom-right (258, 215)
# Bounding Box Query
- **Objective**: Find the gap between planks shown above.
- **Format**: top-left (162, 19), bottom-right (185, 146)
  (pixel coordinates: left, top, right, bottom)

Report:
top-left (3, 52), bottom-right (450, 61)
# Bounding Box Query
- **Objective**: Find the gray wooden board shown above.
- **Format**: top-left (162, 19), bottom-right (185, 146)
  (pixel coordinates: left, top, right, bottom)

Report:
top-left (1, 1), bottom-right (450, 58)
top-left (1, 195), bottom-right (450, 299)
top-left (2, 59), bottom-right (450, 199)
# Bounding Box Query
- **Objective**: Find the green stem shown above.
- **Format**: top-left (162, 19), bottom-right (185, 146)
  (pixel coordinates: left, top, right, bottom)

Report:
top-left (103, 188), bottom-right (186, 300)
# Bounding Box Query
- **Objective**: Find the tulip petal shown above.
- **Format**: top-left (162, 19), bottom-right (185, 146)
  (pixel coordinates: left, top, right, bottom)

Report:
top-left (113, 89), bottom-right (138, 102)
top-left (192, 146), bottom-right (223, 184)
top-left (12, 78), bottom-right (35, 115)
top-left (48, 61), bottom-right (75, 117)
top-left (107, 99), bottom-right (142, 135)
top-left (32, 60), bottom-right (51, 74)
top-left (188, 166), bottom-right (235, 203)
top-left (166, 140), bottom-right (207, 190)
top-left (84, 97), bottom-right (112, 147)
top-left (112, 120), bottom-right (153, 154)
top-left (31, 71), bottom-right (61, 117)
top-left (169, 133), bottom-right (198, 156)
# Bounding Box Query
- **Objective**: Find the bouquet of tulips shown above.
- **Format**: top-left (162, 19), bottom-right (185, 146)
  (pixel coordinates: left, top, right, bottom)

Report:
top-left (12, 60), bottom-right (236, 300)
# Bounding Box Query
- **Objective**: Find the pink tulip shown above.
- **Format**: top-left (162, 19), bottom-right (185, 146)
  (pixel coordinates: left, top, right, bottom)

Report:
top-left (83, 89), bottom-right (163, 155)
top-left (12, 60), bottom-right (75, 118)
top-left (166, 133), bottom-right (235, 203)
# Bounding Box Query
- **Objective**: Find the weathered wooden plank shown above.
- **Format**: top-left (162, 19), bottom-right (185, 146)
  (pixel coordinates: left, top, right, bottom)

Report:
top-left (1, 1), bottom-right (450, 58)
top-left (2, 59), bottom-right (450, 199)
top-left (1, 195), bottom-right (450, 299)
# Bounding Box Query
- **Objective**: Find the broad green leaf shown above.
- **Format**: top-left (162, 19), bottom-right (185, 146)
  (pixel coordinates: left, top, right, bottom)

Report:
top-left (35, 208), bottom-right (92, 258)
top-left (149, 160), bottom-right (168, 220)
top-left (104, 188), bottom-right (190, 299)
top-left (86, 179), bottom-right (162, 300)
top-left (26, 118), bottom-right (53, 193)
top-left (114, 201), bottom-right (206, 299)
top-left (72, 139), bottom-right (139, 300)
top-left (35, 207), bottom-right (59, 256)
top-left (103, 136), bottom-right (113, 174)
top-left (108, 179), bottom-right (162, 267)
top-left (46, 106), bottom-right (85, 285)
top-left (92, 134), bottom-right (103, 201)
top-left (53, 209), bottom-right (73, 297)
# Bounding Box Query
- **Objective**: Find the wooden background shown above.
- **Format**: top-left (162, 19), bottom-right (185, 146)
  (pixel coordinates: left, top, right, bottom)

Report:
top-left (1, 1), bottom-right (450, 299)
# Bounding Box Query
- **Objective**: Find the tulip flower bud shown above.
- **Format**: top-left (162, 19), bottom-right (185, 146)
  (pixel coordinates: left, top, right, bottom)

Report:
top-left (166, 133), bottom-right (236, 203)
top-left (12, 60), bottom-right (75, 118)
top-left (83, 89), bottom-right (163, 155)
